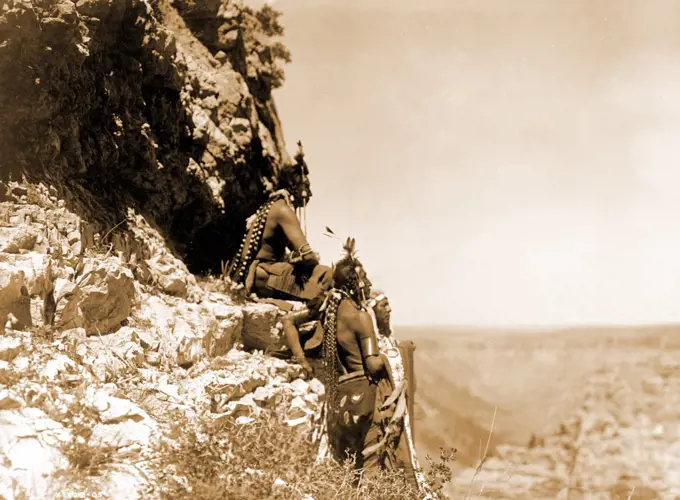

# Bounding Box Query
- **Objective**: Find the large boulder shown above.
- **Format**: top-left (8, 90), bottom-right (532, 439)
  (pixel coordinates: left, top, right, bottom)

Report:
top-left (69, 327), bottom-right (143, 382)
top-left (0, 253), bottom-right (53, 330)
top-left (0, 407), bottom-right (70, 498)
top-left (0, 224), bottom-right (41, 254)
top-left (202, 295), bottom-right (244, 357)
top-left (172, 302), bottom-right (220, 366)
top-left (141, 252), bottom-right (198, 298)
top-left (136, 293), bottom-right (245, 366)
top-left (0, 253), bottom-right (52, 297)
top-left (0, 338), bottom-right (22, 363)
top-left (240, 302), bottom-right (286, 352)
top-left (83, 385), bottom-right (160, 448)
top-left (54, 257), bottom-right (136, 334)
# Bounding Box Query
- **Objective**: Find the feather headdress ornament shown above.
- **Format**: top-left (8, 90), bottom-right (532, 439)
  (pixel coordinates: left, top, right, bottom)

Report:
top-left (343, 237), bottom-right (358, 263)
top-left (324, 227), bottom-right (360, 262)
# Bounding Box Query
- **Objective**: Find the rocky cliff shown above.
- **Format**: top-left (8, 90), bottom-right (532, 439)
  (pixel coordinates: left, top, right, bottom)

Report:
top-left (0, 0), bottom-right (292, 274)
top-left (0, 1), bottom-right (350, 498)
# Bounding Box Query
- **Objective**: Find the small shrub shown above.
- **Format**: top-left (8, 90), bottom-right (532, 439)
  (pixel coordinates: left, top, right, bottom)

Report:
top-left (425, 447), bottom-right (457, 498)
top-left (239, 4), bottom-right (292, 90)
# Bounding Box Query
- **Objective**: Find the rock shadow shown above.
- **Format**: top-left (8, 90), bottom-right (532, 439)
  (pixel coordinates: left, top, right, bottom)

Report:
top-left (0, 0), bottom-right (274, 274)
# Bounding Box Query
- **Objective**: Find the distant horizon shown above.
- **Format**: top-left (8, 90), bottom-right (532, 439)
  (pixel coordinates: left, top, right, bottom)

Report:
top-left (393, 321), bottom-right (680, 331)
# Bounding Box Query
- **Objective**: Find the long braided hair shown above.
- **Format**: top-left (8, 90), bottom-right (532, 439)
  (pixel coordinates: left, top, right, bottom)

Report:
top-left (321, 290), bottom-right (342, 429)
top-left (320, 237), bottom-right (366, 428)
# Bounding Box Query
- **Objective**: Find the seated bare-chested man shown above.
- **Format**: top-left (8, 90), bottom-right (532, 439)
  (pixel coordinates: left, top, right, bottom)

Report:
top-left (226, 146), bottom-right (332, 302)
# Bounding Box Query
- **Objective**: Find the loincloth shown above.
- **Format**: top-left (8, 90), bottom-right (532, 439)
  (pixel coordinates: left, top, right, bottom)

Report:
top-left (327, 372), bottom-right (381, 460)
top-left (245, 259), bottom-right (332, 301)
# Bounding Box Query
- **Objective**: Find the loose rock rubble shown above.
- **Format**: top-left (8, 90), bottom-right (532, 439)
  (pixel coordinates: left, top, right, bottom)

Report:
top-left (0, 291), bottom-right (321, 499)
top-left (0, 189), bottom-right (322, 499)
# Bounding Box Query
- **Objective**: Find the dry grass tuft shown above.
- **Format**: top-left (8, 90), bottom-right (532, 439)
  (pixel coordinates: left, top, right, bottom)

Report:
top-left (148, 409), bottom-right (456, 499)
top-left (58, 400), bottom-right (116, 478)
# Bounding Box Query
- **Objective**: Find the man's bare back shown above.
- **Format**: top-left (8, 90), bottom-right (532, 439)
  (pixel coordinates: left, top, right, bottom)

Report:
top-left (280, 292), bottom-right (384, 380)
top-left (226, 150), bottom-right (332, 301)
top-left (336, 298), bottom-right (385, 377)
top-left (255, 199), bottom-right (314, 263)
top-left (236, 195), bottom-right (331, 301)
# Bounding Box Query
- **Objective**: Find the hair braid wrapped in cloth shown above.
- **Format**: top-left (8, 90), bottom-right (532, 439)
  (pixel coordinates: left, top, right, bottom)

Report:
top-left (320, 290), bottom-right (342, 428)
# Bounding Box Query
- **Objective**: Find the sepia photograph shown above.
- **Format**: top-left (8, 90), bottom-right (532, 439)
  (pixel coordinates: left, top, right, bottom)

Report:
top-left (1, 0), bottom-right (679, 498)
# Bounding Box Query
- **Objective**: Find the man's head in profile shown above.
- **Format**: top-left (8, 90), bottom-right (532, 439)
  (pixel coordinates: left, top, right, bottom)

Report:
top-left (370, 290), bottom-right (392, 337)
top-left (332, 255), bottom-right (373, 302)
top-left (277, 152), bottom-right (311, 209)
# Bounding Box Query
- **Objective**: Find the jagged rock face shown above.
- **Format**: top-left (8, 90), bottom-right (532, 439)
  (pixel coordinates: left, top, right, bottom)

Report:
top-left (0, 189), bottom-right (323, 499)
top-left (0, 0), bottom-right (291, 273)
top-left (54, 257), bottom-right (137, 334)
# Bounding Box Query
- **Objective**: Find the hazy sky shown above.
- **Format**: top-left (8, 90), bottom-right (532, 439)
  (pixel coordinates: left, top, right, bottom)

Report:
top-left (256, 0), bottom-right (680, 326)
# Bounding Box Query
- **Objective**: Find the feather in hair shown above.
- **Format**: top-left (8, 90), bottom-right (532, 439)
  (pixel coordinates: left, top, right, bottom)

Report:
top-left (343, 237), bottom-right (358, 261)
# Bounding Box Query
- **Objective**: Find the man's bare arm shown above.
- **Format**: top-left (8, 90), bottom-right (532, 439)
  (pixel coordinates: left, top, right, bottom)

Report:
top-left (273, 202), bottom-right (319, 264)
top-left (281, 309), bottom-right (315, 378)
top-left (281, 309), bottom-right (315, 359)
top-left (348, 309), bottom-right (384, 377)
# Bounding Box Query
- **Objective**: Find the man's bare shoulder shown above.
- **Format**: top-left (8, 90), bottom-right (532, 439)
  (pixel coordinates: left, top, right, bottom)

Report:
top-left (339, 301), bottom-right (373, 332)
top-left (270, 199), bottom-right (296, 221)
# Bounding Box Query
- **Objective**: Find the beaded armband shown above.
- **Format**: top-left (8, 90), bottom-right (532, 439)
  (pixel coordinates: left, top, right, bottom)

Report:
top-left (289, 243), bottom-right (318, 263)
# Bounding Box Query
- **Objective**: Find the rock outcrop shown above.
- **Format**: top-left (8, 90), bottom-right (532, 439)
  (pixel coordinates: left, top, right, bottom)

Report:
top-left (0, 0), bottom-right (292, 274)
top-left (0, 1), bottom-right (331, 495)
top-left (0, 0), bottom-right (468, 497)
